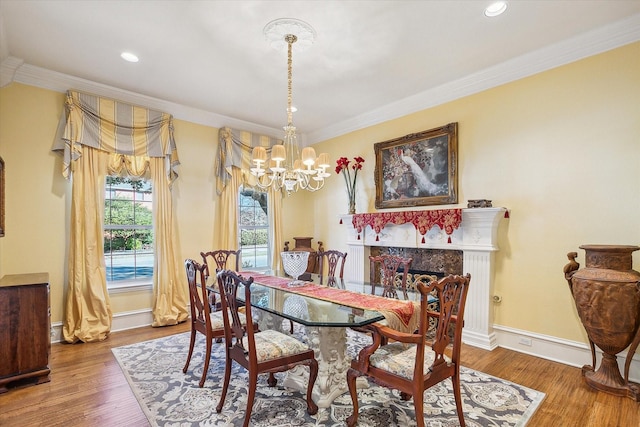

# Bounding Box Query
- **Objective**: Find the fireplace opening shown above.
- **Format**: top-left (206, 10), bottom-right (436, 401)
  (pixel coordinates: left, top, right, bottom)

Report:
top-left (370, 246), bottom-right (463, 277)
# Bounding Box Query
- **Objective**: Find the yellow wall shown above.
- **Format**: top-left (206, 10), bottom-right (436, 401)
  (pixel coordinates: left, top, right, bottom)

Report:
top-left (0, 42), bottom-right (638, 346)
top-left (304, 42), bottom-right (640, 343)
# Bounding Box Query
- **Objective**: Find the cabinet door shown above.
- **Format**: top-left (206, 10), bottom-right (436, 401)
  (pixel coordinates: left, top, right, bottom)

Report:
top-left (0, 284), bottom-right (50, 378)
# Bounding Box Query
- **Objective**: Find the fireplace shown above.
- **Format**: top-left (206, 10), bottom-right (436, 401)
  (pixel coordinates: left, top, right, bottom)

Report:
top-left (339, 207), bottom-right (508, 350)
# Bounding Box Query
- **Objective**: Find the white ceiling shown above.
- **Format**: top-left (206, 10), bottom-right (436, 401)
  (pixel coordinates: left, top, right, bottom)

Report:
top-left (1, 1), bottom-right (639, 144)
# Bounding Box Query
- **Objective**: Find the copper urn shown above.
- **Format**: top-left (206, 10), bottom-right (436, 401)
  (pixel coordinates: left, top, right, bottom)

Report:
top-left (564, 244), bottom-right (640, 401)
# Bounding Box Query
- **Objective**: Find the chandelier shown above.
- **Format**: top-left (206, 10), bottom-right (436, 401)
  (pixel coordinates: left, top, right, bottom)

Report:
top-left (250, 18), bottom-right (330, 195)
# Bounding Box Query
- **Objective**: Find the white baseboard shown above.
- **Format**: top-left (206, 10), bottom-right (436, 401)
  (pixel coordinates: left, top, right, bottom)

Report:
top-left (50, 309), bottom-right (154, 344)
top-left (493, 324), bottom-right (640, 383)
top-left (462, 329), bottom-right (498, 350)
top-left (51, 314), bottom-right (640, 383)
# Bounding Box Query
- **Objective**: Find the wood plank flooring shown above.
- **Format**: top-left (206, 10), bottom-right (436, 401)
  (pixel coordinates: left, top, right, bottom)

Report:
top-left (0, 322), bottom-right (637, 426)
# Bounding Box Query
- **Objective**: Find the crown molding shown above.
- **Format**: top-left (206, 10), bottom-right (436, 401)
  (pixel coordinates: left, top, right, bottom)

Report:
top-left (306, 13), bottom-right (640, 144)
top-left (1, 58), bottom-right (283, 138)
top-left (2, 14), bottom-right (638, 145)
top-left (0, 56), bottom-right (23, 88)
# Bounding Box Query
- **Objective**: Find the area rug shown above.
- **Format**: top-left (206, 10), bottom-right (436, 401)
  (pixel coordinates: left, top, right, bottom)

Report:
top-left (112, 329), bottom-right (544, 427)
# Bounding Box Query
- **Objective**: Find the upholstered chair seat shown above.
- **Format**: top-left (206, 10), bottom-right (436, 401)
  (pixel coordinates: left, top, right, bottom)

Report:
top-left (369, 343), bottom-right (449, 379)
top-left (244, 329), bottom-right (312, 362)
top-left (209, 308), bottom-right (247, 330)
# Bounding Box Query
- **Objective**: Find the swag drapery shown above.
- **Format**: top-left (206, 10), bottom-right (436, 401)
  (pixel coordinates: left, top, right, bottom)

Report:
top-left (215, 127), bottom-right (284, 271)
top-left (53, 90), bottom-right (188, 343)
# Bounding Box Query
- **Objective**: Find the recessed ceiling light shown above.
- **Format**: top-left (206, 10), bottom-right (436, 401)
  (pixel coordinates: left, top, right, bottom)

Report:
top-left (485, 1), bottom-right (508, 17)
top-left (120, 52), bottom-right (139, 63)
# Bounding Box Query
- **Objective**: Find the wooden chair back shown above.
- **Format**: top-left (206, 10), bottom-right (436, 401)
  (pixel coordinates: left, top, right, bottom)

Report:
top-left (216, 269), bottom-right (253, 352)
top-left (369, 254), bottom-right (413, 299)
top-left (201, 249), bottom-right (241, 310)
top-left (318, 249), bottom-right (347, 286)
top-left (201, 249), bottom-right (241, 277)
top-left (185, 259), bottom-right (213, 337)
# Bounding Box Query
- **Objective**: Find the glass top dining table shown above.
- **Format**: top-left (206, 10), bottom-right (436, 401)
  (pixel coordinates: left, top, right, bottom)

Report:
top-left (207, 270), bottom-right (386, 328)
top-left (204, 269), bottom-right (428, 408)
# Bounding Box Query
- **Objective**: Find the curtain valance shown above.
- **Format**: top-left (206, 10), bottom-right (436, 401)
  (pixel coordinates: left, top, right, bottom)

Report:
top-left (215, 126), bottom-right (281, 195)
top-left (53, 90), bottom-right (179, 183)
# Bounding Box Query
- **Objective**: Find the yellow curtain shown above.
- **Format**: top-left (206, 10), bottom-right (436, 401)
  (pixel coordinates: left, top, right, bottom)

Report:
top-left (150, 157), bottom-right (189, 326)
top-left (55, 90), bottom-right (185, 341)
top-left (216, 167), bottom-right (243, 250)
top-left (63, 146), bottom-right (111, 343)
top-left (267, 185), bottom-right (284, 270)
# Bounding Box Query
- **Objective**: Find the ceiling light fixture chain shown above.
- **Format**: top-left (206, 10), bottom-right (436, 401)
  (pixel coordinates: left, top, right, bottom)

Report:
top-left (251, 19), bottom-right (330, 195)
top-left (286, 33), bottom-right (296, 126)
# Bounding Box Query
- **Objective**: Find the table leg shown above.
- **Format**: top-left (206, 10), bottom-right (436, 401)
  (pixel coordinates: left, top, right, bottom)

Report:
top-left (282, 325), bottom-right (368, 408)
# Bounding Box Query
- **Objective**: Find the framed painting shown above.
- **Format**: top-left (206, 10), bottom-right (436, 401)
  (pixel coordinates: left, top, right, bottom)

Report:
top-left (374, 122), bottom-right (458, 209)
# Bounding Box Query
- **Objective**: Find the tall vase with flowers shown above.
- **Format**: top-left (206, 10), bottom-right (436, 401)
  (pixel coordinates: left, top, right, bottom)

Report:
top-left (335, 156), bottom-right (365, 215)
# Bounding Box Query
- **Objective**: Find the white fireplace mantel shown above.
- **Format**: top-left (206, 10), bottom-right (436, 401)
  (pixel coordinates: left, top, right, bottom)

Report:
top-left (339, 207), bottom-right (508, 350)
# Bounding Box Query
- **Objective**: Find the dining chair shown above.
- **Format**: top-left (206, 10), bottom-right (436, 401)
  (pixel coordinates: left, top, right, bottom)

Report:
top-left (369, 254), bottom-right (413, 299)
top-left (182, 259), bottom-right (228, 388)
top-left (201, 249), bottom-right (241, 310)
top-left (215, 269), bottom-right (319, 427)
top-left (317, 249), bottom-right (347, 286)
top-left (346, 273), bottom-right (471, 427)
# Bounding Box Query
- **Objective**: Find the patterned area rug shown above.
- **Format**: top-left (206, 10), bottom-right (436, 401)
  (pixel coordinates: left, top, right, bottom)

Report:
top-left (112, 329), bottom-right (544, 426)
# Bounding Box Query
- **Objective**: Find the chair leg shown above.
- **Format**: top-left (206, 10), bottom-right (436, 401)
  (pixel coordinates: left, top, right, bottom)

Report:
top-left (346, 368), bottom-right (360, 427)
top-left (182, 328), bottom-right (196, 373)
top-left (413, 390), bottom-right (425, 427)
top-left (199, 336), bottom-right (213, 388)
top-left (243, 372), bottom-right (258, 427)
top-left (216, 355), bottom-right (232, 413)
top-left (451, 374), bottom-right (466, 427)
top-left (267, 372), bottom-right (277, 387)
top-left (306, 360), bottom-right (319, 415)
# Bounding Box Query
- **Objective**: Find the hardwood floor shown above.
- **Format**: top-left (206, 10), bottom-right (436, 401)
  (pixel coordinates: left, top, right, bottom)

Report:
top-left (0, 322), bottom-right (637, 426)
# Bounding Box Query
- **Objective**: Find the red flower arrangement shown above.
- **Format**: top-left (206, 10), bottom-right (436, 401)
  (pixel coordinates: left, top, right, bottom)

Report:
top-left (335, 156), bottom-right (365, 214)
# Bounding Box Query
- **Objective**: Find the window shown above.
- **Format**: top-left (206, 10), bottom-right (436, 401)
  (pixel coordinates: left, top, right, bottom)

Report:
top-left (238, 187), bottom-right (269, 271)
top-left (104, 176), bottom-right (154, 290)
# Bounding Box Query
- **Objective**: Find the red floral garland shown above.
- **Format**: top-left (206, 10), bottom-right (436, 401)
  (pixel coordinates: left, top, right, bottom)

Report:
top-left (351, 209), bottom-right (462, 238)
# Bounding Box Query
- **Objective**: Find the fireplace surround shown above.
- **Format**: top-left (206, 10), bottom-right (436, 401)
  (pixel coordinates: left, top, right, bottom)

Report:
top-left (339, 207), bottom-right (508, 350)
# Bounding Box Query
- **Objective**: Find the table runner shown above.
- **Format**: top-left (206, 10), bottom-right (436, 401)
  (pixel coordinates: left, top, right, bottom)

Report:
top-left (241, 272), bottom-right (419, 333)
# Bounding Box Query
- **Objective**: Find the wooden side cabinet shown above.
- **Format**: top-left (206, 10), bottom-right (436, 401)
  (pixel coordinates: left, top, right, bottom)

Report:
top-left (0, 273), bottom-right (51, 393)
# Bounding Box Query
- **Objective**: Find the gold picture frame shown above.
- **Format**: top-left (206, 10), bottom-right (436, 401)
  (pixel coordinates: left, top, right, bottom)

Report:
top-left (374, 122), bottom-right (458, 209)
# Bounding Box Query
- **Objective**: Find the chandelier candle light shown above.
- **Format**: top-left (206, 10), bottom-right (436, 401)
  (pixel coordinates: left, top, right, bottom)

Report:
top-left (251, 19), bottom-right (331, 195)
top-left (336, 156), bottom-right (365, 214)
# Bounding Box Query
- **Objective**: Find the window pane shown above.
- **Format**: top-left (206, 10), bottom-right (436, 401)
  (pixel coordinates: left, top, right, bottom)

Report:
top-left (104, 177), bottom-right (154, 283)
top-left (238, 187), bottom-right (269, 270)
